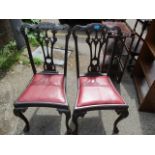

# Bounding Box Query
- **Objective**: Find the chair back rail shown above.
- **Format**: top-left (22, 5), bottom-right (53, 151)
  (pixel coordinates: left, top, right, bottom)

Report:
top-left (72, 23), bottom-right (123, 78)
top-left (21, 22), bottom-right (71, 77)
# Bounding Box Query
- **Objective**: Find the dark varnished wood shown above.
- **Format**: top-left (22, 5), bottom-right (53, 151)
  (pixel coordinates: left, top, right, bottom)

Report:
top-left (14, 23), bottom-right (72, 134)
top-left (72, 23), bottom-right (129, 134)
top-left (133, 20), bottom-right (155, 112)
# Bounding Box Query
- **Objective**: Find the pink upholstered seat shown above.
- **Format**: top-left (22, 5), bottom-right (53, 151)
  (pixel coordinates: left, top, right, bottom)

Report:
top-left (17, 74), bottom-right (66, 105)
top-left (76, 76), bottom-right (125, 108)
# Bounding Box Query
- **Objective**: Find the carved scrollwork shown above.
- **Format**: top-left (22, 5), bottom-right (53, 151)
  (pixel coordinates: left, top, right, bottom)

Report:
top-left (21, 22), bottom-right (70, 32)
top-left (72, 23), bottom-right (122, 75)
top-left (21, 23), bottom-right (70, 72)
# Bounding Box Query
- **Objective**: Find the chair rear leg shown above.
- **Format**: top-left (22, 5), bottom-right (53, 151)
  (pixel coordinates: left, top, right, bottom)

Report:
top-left (64, 110), bottom-right (72, 134)
top-left (72, 111), bottom-right (86, 135)
top-left (72, 113), bottom-right (79, 135)
top-left (14, 108), bottom-right (30, 132)
top-left (57, 109), bottom-right (72, 134)
top-left (113, 109), bottom-right (129, 134)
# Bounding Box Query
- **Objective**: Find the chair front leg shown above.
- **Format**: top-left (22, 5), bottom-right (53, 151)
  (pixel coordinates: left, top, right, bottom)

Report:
top-left (57, 109), bottom-right (72, 134)
top-left (14, 108), bottom-right (30, 132)
top-left (113, 108), bottom-right (129, 134)
top-left (72, 111), bottom-right (87, 135)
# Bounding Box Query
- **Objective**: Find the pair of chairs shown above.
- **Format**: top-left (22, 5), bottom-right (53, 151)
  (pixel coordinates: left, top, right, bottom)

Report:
top-left (14, 22), bottom-right (129, 134)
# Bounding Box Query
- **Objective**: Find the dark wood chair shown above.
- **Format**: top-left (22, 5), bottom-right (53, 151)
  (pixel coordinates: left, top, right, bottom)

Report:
top-left (13, 23), bottom-right (72, 134)
top-left (72, 23), bottom-right (129, 134)
top-left (101, 20), bottom-right (134, 83)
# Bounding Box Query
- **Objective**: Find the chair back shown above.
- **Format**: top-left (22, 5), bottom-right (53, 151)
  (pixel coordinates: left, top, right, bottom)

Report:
top-left (21, 22), bottom-right (71, 76)
top-left (72, 23), bottom-right (122, 78)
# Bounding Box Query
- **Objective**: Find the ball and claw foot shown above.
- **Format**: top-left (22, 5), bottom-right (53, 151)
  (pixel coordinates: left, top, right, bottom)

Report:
top-left (113, 126), bottom-right (119, 134)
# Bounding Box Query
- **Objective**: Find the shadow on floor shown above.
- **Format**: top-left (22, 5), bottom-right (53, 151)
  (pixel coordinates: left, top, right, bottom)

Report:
top-left (0, 70), bottom-right (7, 80)
top-left (117, 72), bottom-right (155, 135)
top-left (25, 115), bottom-right (61, 135)
top-left (138, 112), bottom-right (155, 135)
top-left (77, 111), bottom-right (106, 135)
top-left (18, 107), bottom-right (62, 135)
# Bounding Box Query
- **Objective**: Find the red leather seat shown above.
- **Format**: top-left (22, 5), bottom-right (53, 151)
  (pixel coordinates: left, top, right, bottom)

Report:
top-left (17, 74), bottom-right (66, 105)
top-left (76, 76), bottom-right (125, 107)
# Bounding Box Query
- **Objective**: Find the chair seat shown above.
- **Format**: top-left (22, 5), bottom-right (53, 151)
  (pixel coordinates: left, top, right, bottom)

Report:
top-left (76, 75), bottom-right (126, 108)
top-left (16, 74), bottom-right (67, 105)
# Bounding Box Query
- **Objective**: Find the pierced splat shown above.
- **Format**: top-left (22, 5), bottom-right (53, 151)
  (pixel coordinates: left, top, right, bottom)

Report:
top-left (85, 28), bottom-right (108, 74)
top-left (72, 23), bottom-right (123, 77)
top-left (21, 22), bottom-right (70, 74)
top-left (36, 29), bottom-right (57, 72)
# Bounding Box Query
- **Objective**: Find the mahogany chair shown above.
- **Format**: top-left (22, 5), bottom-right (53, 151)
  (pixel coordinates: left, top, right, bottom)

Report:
top-left (72, 23), bottom-right (129, 134)
top-left (13, 23), bottom-right (71, 134)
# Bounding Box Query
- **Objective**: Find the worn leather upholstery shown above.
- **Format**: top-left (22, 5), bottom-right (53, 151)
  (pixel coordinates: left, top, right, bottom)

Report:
top-left (17, 74), bottom-right (66, 104)
top-left (76, 76), bottom-right (125, 107)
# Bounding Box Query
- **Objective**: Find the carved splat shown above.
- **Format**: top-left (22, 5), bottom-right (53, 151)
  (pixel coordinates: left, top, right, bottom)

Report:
top-left (85, 29), bottom-right (107, 73)
top-left (72, 23), bottom-right (122, 76)
top-left (21, 22), bottom-right (70, 73)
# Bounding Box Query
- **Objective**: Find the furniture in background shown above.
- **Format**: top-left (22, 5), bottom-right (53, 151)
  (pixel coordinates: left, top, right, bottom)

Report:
top-left (101, 21), bottom-right (134, 82)
top-left (72, 23), bottom-right (129, 134)
top-left (128, 19), bottom-right (151, 70)
top-left (14, 23), bottom-right (72, 134)
top-left (133, 20), bottom-right (155, 112)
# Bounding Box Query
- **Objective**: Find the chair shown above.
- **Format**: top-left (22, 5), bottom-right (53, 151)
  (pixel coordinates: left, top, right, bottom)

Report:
top-left (13, 23), bottom-right (71, 134)
top-left (101, 20), bottom-right (134, 83)
top-left (72, 23), bottom-right (129, 134)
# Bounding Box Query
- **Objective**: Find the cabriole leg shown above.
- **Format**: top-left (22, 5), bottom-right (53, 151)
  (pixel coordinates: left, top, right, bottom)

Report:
top-left (14, 108), bottom-right (30, 132)
top-left (72, 111), bottom-right (86, 135)
top-left (57, 109), bottom-right (72, 134)
top-left (113, 109), bottom-right (129, 134)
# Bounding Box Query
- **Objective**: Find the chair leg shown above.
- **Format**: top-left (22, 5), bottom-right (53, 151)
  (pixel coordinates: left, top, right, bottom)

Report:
top-left (14, 108), bottom-right (30, 132)
top-left (64, 110), bottom-right (72, 134)
top-left (57, 109), bottom-right (72, 134)
top-left (72, 113), bottom-right (79, 135)
top-left (113, 109), bottom-right (129, 134)
top-left (72, 111), bottom-right (86, 135)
